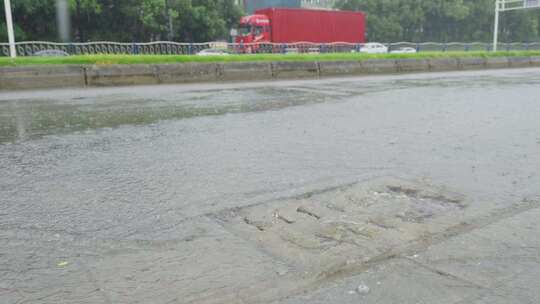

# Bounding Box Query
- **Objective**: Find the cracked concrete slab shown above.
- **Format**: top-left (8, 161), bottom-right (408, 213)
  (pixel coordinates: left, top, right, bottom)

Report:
top-left (273, 201), bottom-right (540, 304)
top-left (414, 206), bottom-right (540, 304)
top-left (216, 177), bottom-right (469, 274)
top-left (0, 217), bottom-right (289, 304)
top-left (273, 258), bottom-right (490, 304)
top-left (5, 176), bottom-right (528, 304)
top-left (2, 69), bottom-right (540, 304)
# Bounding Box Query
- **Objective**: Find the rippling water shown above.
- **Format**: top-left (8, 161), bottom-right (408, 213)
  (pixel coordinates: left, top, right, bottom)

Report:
top-left (1, 70), bottom-right (540, 240)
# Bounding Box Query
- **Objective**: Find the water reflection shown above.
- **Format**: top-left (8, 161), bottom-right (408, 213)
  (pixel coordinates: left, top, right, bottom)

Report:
top-left (15, 109), bottom-right (28, 141)
top-left (2, 70), bottom-right (540, 144)
top-left (0, 86), bottom-right (347, 143)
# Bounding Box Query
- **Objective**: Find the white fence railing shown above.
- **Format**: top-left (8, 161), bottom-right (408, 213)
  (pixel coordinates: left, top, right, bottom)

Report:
top-left (1, 41), bottom-right (540, 56)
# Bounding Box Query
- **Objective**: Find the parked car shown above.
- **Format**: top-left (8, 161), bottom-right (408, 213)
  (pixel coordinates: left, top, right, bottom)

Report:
top-left (359, 43), bottom-right (388, 54)
top-left (197, 48), bottom-right (231, 56)
top-left (33, 49), bottom-right (69, 57)
top-left (390, 47), bottom-right (417, 54)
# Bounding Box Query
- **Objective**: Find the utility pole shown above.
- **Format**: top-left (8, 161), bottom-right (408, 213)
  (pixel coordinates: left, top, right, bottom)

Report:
top-left (3, 0), bottom-right (16, 58)
top-left (56, 0), bottom-right (70, 41)
top-left (168, 13), bottom-right (174, 41)
top-left (165, 0), bottom-right (173, 41)
top-left (493, 0), bottom-right (500, 51)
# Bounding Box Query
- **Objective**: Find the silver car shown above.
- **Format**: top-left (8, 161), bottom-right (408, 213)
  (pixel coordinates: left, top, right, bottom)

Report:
top-left (390, 47), bottom-right (417, 54)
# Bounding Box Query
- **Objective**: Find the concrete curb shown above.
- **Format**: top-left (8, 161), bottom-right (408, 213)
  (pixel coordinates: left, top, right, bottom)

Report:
top-left (458, 57), bottom-right (487, 70)
top-left (318, 60), bottom-right (364, 76)
top-left (271, 61), bottom-right (320, 79)
top-left (85, 64), bottom-right (159, 86)
top-left (361, 59), bottom-right (397, 74)
top-left (218, 62), bottom-right (273, 81)
top-left (396, 58), bottom-right (430, 72)
top-left (428, 58), bottom-right (459, 71)
top-left (156, 63), bottom-right (218, 84)
top-left (2, 56), bottom-right (540, 90)
top-left (530, 56), bottom-right (540, 67)
top-left (508, 56), bottom-right (531, 68)
top-left (486, 57), bottom-right (509, 69)
top-left (0, 65), bottom-right (85, 90)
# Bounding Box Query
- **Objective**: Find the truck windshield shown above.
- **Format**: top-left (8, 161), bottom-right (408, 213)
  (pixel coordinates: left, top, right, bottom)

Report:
top-left (238, 25), bottom-right (252, 36)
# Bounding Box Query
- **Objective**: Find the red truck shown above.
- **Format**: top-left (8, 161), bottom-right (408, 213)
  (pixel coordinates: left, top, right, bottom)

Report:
top-left (235, 8), bottom-right (366, 52)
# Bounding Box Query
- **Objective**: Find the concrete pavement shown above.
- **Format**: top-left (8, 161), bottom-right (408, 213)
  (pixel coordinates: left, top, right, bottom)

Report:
top-left (1, 69), bottom-right (540, 303)
top-left (276, 198), bottom-right (540, 304)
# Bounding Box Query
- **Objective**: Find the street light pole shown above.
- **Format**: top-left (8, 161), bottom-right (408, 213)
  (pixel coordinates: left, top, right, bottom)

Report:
top-left (493, 0), bottom-right (500, 52)
top-left (3, 0), bottom-right (16, 58)
top-left (166, 0), bottom-right (174, 41)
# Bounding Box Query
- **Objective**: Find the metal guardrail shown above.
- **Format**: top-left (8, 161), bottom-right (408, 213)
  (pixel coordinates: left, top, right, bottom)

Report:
top-left (2, 41), bottom-right (540, 56)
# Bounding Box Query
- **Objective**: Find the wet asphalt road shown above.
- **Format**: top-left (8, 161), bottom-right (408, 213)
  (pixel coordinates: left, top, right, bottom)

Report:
top-left (1, 69), bottom-right (540, 303)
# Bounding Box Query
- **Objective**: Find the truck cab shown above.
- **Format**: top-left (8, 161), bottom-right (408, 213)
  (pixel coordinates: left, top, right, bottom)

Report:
top-left (235, 14), bottom-right (271, 52)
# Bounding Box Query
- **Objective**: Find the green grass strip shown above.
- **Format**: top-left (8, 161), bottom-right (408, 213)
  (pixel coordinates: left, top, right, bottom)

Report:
top-left (1, 51), bottom-right (540, 66)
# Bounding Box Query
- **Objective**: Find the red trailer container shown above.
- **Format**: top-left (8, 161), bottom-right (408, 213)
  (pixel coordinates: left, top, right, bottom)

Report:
top-left (255, 8), bottom-right (366, 43)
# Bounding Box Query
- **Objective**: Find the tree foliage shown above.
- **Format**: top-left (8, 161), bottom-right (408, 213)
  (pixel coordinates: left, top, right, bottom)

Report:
top-left (1, 0), bottom-right (539, 42)
top-left (335, 0), bottom-right (540, 42)
top-left (1, 0), bottom-right (243, 42)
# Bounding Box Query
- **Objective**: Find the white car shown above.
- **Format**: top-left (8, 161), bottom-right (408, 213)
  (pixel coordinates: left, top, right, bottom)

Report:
top-left (359, 43), bottom-right (388, 54)
top-left (196, 48), bottom-right (231, 56)
top-left (390, 47), bottom-right (417, 54)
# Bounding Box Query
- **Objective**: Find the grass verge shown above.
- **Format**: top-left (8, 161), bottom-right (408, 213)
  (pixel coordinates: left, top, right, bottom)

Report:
top-left (1, 51), bottom-right (539, 66)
